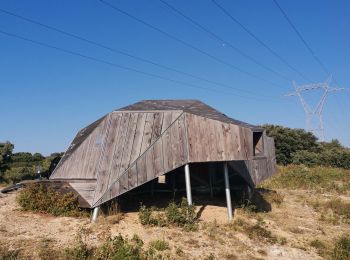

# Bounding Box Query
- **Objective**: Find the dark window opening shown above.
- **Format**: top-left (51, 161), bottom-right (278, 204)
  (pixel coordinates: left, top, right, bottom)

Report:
top-left (253, 132), bottom-right (263, 156)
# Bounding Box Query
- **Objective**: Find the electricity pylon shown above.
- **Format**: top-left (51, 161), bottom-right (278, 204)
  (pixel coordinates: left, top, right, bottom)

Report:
top-left (285, 76), bottom-right (344, 141)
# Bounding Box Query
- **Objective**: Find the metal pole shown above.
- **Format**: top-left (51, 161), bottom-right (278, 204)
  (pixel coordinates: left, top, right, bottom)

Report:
top-left (184, 164), bottom-right (192, 205)
top-left (224, 162), bottom-right (233, 221)
top-left (91, 206), bottom-right (100, 223)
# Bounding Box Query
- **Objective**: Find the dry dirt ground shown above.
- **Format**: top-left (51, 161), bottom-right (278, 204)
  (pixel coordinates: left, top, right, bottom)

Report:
top-left (0, 189), bottom-right (349, 259)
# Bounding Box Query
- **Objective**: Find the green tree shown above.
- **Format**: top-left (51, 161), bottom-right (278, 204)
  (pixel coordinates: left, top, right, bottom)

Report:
top-left (262, 125), bottom-right (350, 169)
top-left (0, 141), bottom-right (14, 181)
top-left (262, 124), bottom-right (318, 165)
top-left (0, 141), bottom-right (14, 165)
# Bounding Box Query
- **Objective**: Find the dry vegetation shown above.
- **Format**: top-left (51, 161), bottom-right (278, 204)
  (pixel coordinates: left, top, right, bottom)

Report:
top-left (1, 165), bottom-right (350, 259)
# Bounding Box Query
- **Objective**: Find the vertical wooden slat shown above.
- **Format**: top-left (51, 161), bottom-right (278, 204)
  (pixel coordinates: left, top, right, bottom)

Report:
top-left (161, 112), bottom-right (173, 172)
top-left (118, 113), bottom-right (139, 176)
top-left (128, 113), bottom-right (147, 164)
top-left (92, 113), bottom-right (122, 203)
top-left (136, 155), bottom-right (147, 185)
top-left (171, 119), bottom-right (180, 168)
top-left (177, 114), bottom-right (187, 165)
top-left (145, 147), bottom-right (155, 181)
top-left (140, 113), bottom-right (155, 155)
top-left (128, 164), bottom-right (138, 190)
top-left (108, 113), bottom-right (131, 185)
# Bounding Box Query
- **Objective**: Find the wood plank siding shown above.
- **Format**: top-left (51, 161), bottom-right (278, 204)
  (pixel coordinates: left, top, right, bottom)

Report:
top-left (50, 100), bottom-right (276, 208)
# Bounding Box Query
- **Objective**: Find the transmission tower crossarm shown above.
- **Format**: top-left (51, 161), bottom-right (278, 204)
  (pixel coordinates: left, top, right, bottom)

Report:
top-left (285, 77), bottom-right (346, 141)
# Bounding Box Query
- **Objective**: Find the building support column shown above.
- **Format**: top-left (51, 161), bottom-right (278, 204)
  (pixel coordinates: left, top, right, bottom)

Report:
top-left (184, 164), bottom-right (192, 205)
top-left (91, 206), bottom-right (100, 223)
top-left (224, 162), bottom-right (233, 221)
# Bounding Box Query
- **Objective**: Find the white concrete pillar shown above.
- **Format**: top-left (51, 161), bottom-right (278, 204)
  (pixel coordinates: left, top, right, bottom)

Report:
top-left (91, 206), bottom-right (100, 223)
top-left (224, 162), bottom-right (233, 221)
top-left (184, 164), bottom-right (192, 205)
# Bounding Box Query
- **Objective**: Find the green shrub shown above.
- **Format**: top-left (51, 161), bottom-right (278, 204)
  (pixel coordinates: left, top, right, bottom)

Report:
top-left (138, 198), bottom-right (198, 231)
top-left (17, 183), bottom-right (86, 217)
top-left (64, 239), bottom-right (91, 260)
top-left (138, 205), bottom-right (152, 225)
top-left (332, 234), bottom-right (350, 260)
top-left (96, 234), bottom-right (143, 260)
top-left (262, 125), bottom-right (350, 169)
top-left (3, 166), bottom-right (36, 184)
top-left (149, 239), bottom-right (169, 251)
top-left (166, 198), bottom-right (196, 230)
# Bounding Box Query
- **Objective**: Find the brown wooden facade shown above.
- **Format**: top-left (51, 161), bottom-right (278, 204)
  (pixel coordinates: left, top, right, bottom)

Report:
top-left (50, 100), bottom-right (276, 208)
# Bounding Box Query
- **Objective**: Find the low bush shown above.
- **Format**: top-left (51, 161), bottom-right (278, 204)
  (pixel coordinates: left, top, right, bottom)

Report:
top-left (17, 183), bottom-right (86, 217)
top-left (138, 198), bottom-right (198, 231)
top-left (148, 239), bottom-right (169, 251)
top-left (3, 166), bottom-right (36, 184)
top-left (96, 234), bottom-right (144, 260)
top-left (36, 232), bottom-right (150, 260)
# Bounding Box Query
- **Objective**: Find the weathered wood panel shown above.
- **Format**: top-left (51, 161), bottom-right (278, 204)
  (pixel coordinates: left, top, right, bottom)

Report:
top-left (128, 164), bottom-right (138, 190)
top-left (69, 181), bottom-right (97, 206)
top-left (118, 113), bottom-right (139, 178)
top-left (92, 113), bottom-right (123, 204)
top-left (264, 136), bottom-right (276, 179)
top-left (111, 113), bottom-right (131, 178)
top-left (136, 154), bottom-right (147, 185)
top-left (186, 113), bottom-right (252, 163)
top-left (51, 116), bottom-right (110, 180)
top-left (177, 114), bottom-right (188, 165)
top-left (161, 112), bottom-right (174, 173)
top-left (245, 157), bottom-right (268, 185)
top-left (128, 113), bottom-right (147, 165)
top-left (95, 112), bottom-right (186, 206)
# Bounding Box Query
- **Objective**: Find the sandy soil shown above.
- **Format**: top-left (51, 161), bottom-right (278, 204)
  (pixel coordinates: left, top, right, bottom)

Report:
top-left (0, 189), bottom-right (349, 259)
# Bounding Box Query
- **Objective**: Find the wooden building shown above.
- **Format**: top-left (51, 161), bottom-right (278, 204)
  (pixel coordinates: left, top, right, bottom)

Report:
top-left (50, 100), bottom-right (276, 220)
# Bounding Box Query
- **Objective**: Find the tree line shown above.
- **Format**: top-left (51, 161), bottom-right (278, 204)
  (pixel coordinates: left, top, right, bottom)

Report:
top-left (0, 141), bottom-right (62, 184)
top-left (1, 124), bottom-right (349, 184)
top-left (263, 124), bottom-right (350, 169)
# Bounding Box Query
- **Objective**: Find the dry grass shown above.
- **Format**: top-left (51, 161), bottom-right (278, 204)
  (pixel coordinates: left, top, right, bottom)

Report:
top-left (1, 165), bottom-right (350, 259)
top-left (261, 165), bottom-right (350, 194)
top-left (309, 198), bottom-right (350, 224)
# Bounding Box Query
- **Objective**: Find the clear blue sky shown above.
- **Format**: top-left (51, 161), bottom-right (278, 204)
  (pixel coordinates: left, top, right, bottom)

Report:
top-left (1, 0), bottom-right (349, 155)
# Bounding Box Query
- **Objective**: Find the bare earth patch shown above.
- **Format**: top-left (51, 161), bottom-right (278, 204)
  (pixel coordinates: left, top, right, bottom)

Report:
top-left (0, 189), bottom-right (349, 259)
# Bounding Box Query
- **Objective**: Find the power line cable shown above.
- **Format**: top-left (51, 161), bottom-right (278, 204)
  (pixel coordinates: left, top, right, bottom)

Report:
top-left (0, 29), bottom-right (276, 101)
top-left (211, 0), bottom-right (312, 83)
top-left (272, 0), bottom-right (348, 98)
top-left (272, 0), bottom-right (349, 132)
top-left (98, 0), bottom-right (284, 89)
top-left (0, 7), bottom-right (270, 97)
top-left (158, 0), bottom-right (291, 83)
top-left (272, 0), bottom-right (331, 77)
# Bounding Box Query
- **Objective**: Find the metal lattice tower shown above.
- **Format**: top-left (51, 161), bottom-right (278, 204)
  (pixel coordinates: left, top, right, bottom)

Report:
top-left (286, 76), bottom-right (344, 141)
